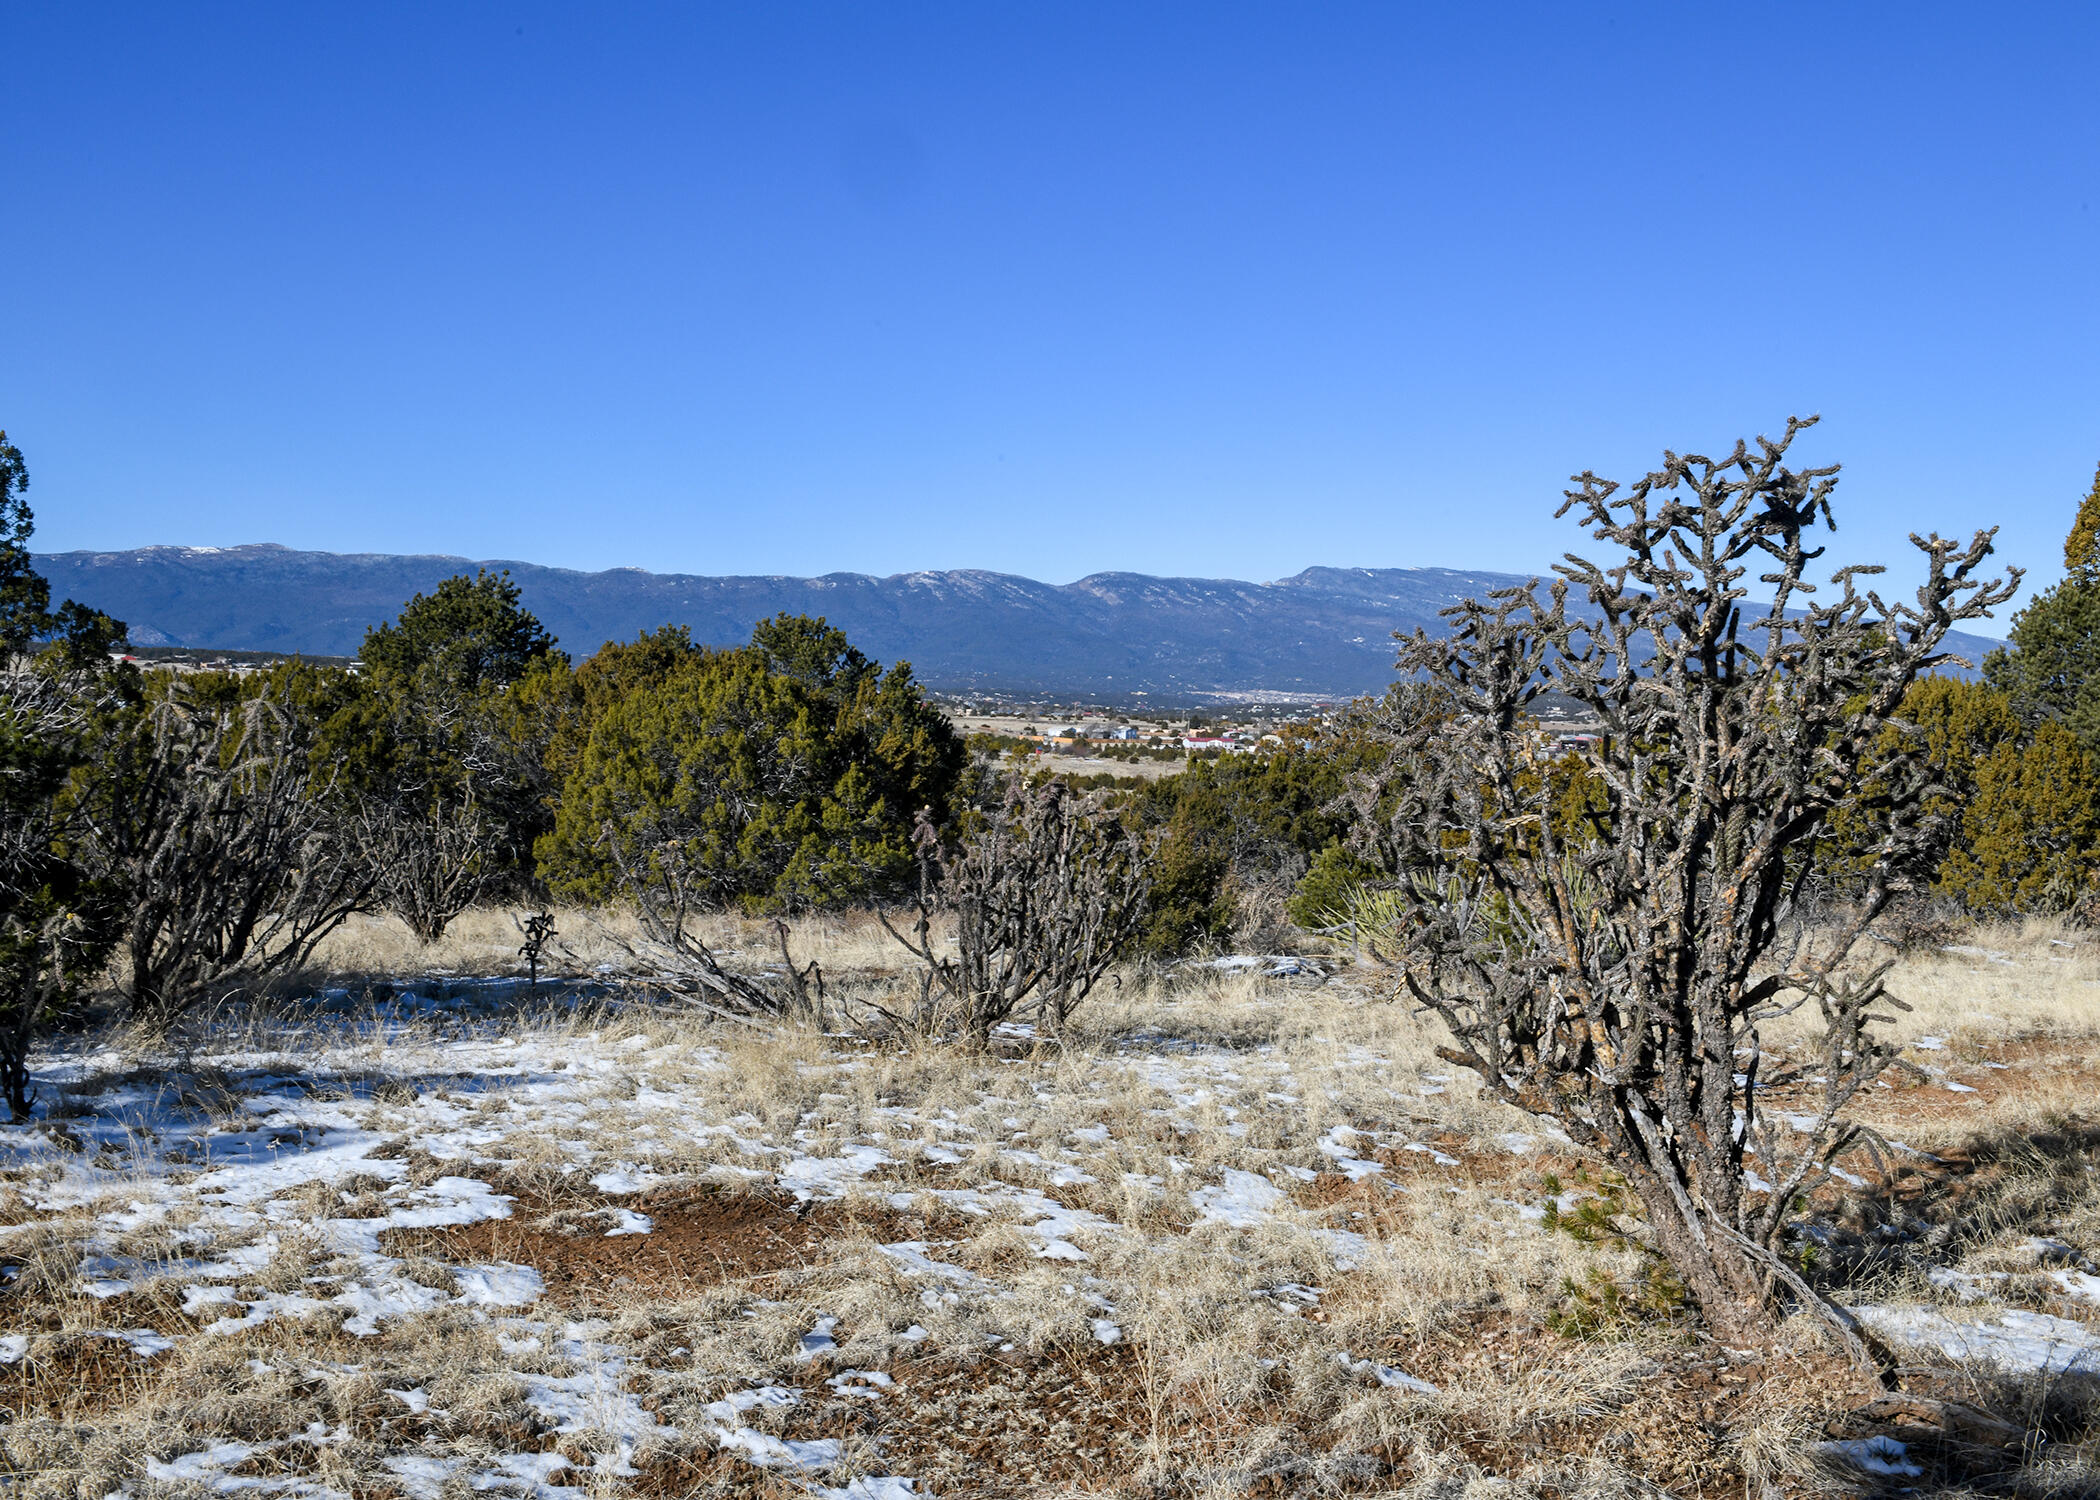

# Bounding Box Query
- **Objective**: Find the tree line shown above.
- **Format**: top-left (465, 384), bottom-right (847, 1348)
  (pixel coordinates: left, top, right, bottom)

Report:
top-left (7, 425), bottom-right (2099, 1115)
top-left (0, 430), bottom-right (1450, 1115)
top-left (0, 436), bottom-right (984, 1110)
top-left (9, 418), bottom-right (2100, 1357)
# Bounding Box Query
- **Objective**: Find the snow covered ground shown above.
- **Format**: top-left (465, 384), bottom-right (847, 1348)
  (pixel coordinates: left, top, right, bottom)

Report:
top-left (2, 960), bottom-right (2097, 1497)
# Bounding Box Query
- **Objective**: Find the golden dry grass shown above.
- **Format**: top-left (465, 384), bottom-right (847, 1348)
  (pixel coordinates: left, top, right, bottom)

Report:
top-left (308, 902), bottom-right (940, 984)
top-left (7, 912), bottom-right (2098, 1497)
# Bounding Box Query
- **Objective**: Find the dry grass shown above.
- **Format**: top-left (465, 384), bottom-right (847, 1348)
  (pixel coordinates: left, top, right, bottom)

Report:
top-left (7, 912), bottom-right (2099, 1496)
top-left (306, 903), bottom-right (928, 984)
top-left (1866, 916), bottom-right (2100, 1046)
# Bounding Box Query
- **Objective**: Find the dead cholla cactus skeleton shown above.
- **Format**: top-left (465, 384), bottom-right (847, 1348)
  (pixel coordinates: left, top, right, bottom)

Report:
top-left (84, 685), bottom-right (376, 1031)
top-left (595, 831), bottom-right (825, 1025)
top-left (355, 781), bottom-right (506, 947)
top-left (513, 909), bottom-right (557, 987)
top-left (878, 778), bottom-right (1152, 1043)
top-left (354, 684), bottom-right (542, 948)
top-left (0, 667), bottom-right (118, 1121)
top-left (1358, 416), bottom-right (2016, 1351)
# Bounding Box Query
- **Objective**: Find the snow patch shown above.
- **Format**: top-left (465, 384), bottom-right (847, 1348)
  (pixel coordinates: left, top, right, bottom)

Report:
top-left (1821, 1435), bottom-right (1922, 1478)
top-left (1335, 1351), bottom-right (1438, 1394)
top-left (1191, 1168), bottom-right (1285, 1228)
top-left (1853, 1304), bottom-right (2100, 1375)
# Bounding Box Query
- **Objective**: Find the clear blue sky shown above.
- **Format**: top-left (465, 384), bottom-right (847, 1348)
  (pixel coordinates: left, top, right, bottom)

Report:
top-left (4, 4), bottom-right (2095, 616)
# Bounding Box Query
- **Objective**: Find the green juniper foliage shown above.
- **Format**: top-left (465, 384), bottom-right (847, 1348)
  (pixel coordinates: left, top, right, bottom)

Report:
top-left (1933, 460), bottom-right (2100, 911)
top-left (1136, 722), bottom-right (1384, 955)
top-left (1986, 462), bottom-right (2100, 759)
top-left (358, 569), bottom-right (557, 698)
top-left (1985, 579), bottom-right (2100, 757)
top-left (0, 432), bottom-right (127, 1119)
top-left (1938, 720), bottom-right (2100, 914)
top-left (539, 616), bottom-right (961, 913)
top-left (2062, 461), bottom-right (2100, 586)
top-left (325, 571), bottom-right (564, 941)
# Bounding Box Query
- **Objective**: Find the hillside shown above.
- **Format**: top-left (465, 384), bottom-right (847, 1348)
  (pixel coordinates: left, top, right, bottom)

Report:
top-left (34, 543), bottom-right (2008, 699)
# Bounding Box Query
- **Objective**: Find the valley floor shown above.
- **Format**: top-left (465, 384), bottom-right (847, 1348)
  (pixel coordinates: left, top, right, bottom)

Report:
top-left (4, 920), bottom-right (2099, 1498)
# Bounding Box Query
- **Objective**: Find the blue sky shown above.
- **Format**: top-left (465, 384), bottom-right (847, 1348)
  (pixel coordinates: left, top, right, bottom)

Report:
top-left (4, 4), bottom-right (2095, 616)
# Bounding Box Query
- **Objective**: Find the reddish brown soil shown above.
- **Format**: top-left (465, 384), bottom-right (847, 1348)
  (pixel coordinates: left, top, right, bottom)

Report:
top-left (382, 1181), bottom-right (936, 1300)
top-left (623, 1311), bottom-right (2026, 1499)
top-left (1737, 1035), bottom-right (2099, 1142)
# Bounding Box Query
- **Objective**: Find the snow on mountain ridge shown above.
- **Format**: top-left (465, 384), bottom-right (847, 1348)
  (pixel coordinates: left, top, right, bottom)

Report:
top-left (34, 544), bottom-right (2005, 699)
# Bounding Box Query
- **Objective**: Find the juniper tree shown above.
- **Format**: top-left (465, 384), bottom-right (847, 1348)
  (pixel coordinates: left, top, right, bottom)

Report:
top-left (1936, 720), bottom-right (2100, 914)
top-left (358, 569), bottom-right (556, 698)
top-left (1985, 578), bottom-right (2100, 757)
top-left (0, 431), bottom-right (126, 1120)
top-left (340, 572), bottom-right (561, 943)
top-left (1356, 417), bottom-right (2014, 1348)
top-left (2060, 460), bottom-right (2100, 587)
top-left (541, 620), bottom-right (962, 913)
top-left (1820, 676), bottom-right (2020, 904)
top-left (1982, 459), bottom-right (2100, 759)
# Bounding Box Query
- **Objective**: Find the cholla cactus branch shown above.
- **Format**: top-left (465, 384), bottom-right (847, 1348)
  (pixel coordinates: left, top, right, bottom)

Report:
top-left (593, 830), bottom-right (825, 1025)
top-left (1359, 417), bottom-right (2017, 1350)
top-left (80, 682), bottom-right (376, 1031)
top-left (876, 778), bottom-right (1152, 1043)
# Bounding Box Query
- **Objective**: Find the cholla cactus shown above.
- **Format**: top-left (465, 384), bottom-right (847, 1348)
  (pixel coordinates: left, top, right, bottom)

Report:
top-left (0, 666), bottom-right (119, 1121)
top-left (80, 681), bottom-right (375, 1031)
top-left (1357, 417), bottom-right (2016, 1349)
top-left (879, 777), bottom-right (1152, 1043)
top-left (596, 832), bottom-right (826, 1025)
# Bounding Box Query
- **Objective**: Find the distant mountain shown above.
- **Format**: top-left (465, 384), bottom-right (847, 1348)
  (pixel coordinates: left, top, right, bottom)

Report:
top-left (32, 543), bottom-right (2008, 701)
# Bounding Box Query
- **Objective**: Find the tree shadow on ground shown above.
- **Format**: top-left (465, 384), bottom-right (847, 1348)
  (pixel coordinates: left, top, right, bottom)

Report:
top-left (1793, 1114), bottom-right (2100, 1496)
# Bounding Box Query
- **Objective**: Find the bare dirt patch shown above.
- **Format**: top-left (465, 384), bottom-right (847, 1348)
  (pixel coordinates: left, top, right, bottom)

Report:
top-left (870, 1343), bottom-right (1165, 1493)
top-left (384, 1182), bottom-right (939, 1304)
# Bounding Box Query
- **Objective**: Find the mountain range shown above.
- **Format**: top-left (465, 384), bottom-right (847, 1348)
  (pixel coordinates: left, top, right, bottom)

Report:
top-left (32, 543), bottom-right (2008, 702)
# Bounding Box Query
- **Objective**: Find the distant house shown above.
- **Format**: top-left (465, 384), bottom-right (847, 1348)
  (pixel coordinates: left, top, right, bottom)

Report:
top-left (1182, 735), bottom-right (1241, 752)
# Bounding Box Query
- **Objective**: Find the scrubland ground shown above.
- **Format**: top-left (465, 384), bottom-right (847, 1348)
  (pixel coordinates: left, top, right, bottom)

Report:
top-left (4, 914), bottom-right (2099, 1498)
